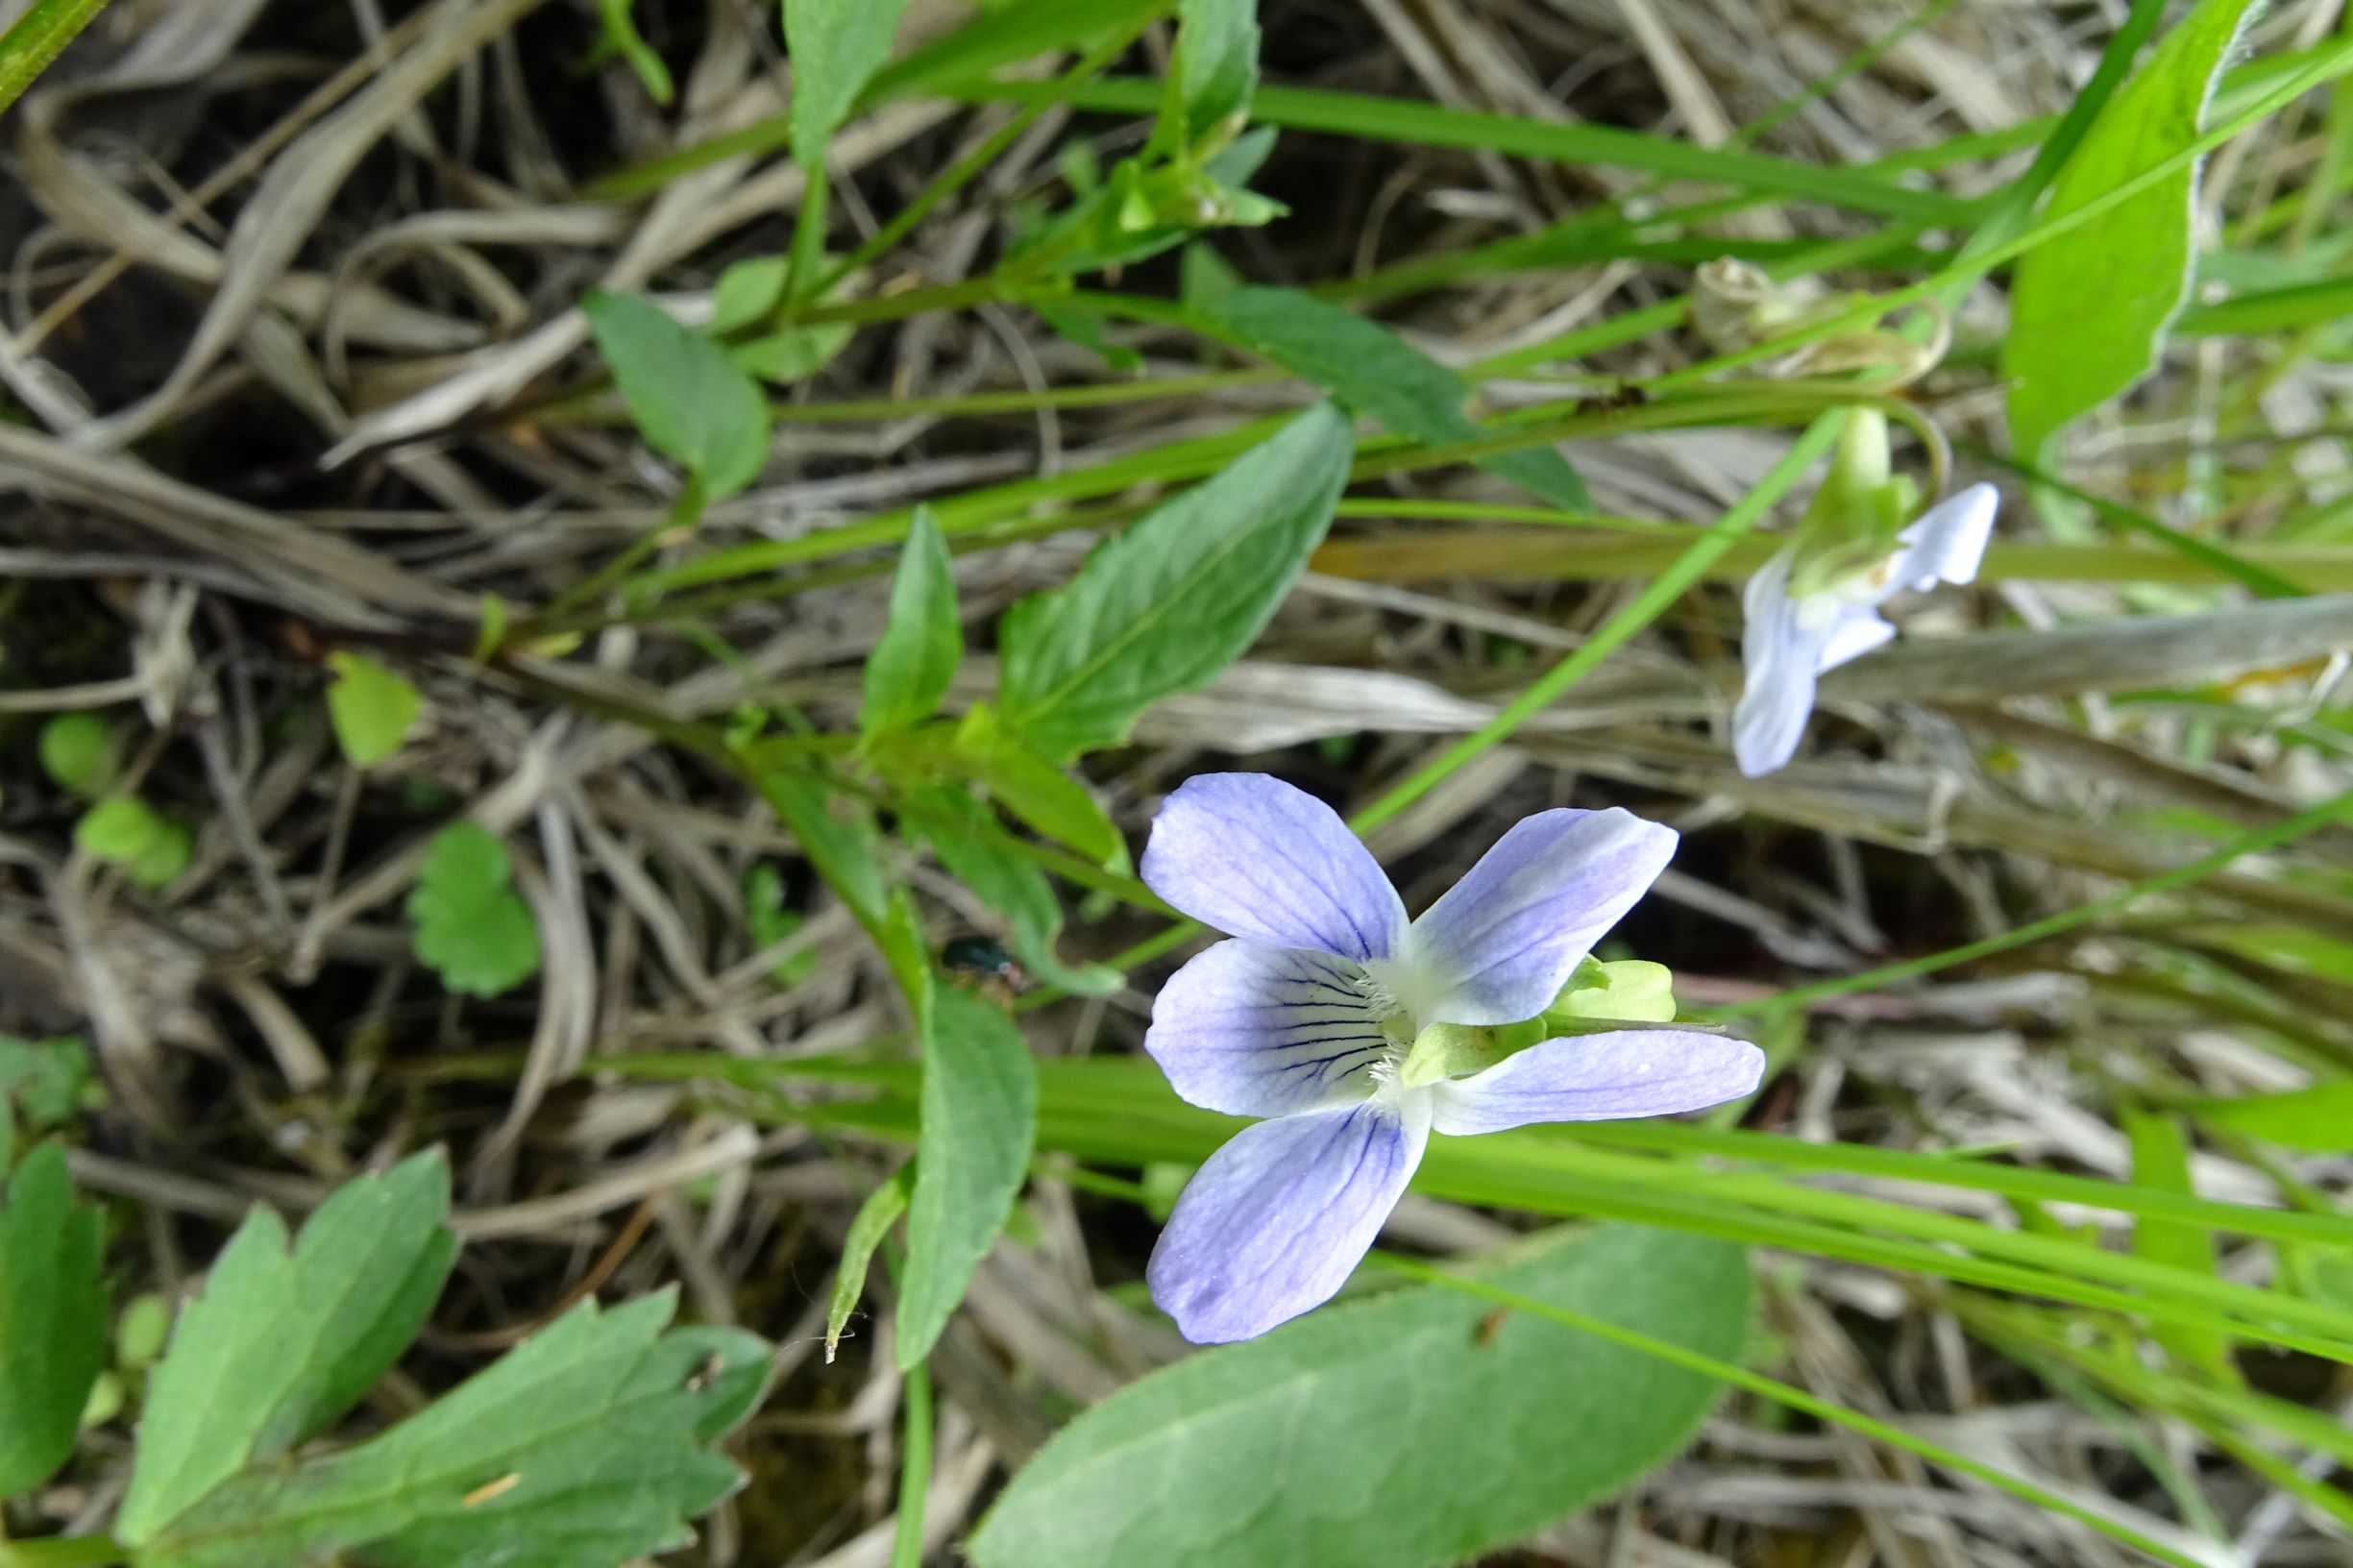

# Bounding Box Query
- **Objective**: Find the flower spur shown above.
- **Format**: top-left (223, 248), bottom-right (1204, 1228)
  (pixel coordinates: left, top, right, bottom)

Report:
top-left (1137, 772), bottom-right (1765, 1343)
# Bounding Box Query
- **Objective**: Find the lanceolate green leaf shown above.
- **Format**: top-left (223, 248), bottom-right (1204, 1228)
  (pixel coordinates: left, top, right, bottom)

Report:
top-left (861, 506), bottom-right (962, 738)
top-left (996, 402), bottom-right (1354, 760)
top-left (2184, 1080), bottom-right (2353, 1152)
top-left (1168, 0), bottom-right (1259, 144)
top-left (134, 1292), bottom-right (770, 1568)
top-left (750, 769), bottom-right (892, 938)
top-left (896, 985), bottom-right (1037, 1368)
top-left (1202, 286), bottom-right (1588, 511)
top-left (968, 1226), bottom-right (1748, 1568)
top-left (581, 290), bottom-right (771, 500)
top-left (784, 0), bottom-right (914, 169)
top-left (946, 705), bottom-right (1125, 867)
top-left (2123, 1107), bottom-right (2234, 1378)
top-left (2003, 0), bottom-right (2264, 459)
top-left (120, 1153), bottom-right (460, 1546)
top-left (828, 1164), bottom-right (914, 1361)
top-left (0, 1140), bottom-right (108, 1497)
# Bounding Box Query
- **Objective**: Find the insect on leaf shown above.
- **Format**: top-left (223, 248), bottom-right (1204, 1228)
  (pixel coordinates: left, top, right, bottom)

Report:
top-left (910, 784), bottom-right (1120, 995)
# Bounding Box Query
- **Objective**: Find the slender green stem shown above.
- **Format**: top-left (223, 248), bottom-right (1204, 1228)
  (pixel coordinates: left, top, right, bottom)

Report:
top-left (540, 480), bottom-right (706, 625)
top-left (1370, 1254), bottom-right (2212, 1568)
top-left (1348, 412), bottom-right (1843, 835)
top-left (815, 22), bottom-right (1148, 301)
top-left (889, 1360), bottom-right (935, 1568)
top-left (764, 371), bottom-right (1276, 424)
top-left (1703, 783), bottom-right (2353, 1019)
top-left (783, 161), bottom-right (832, 310)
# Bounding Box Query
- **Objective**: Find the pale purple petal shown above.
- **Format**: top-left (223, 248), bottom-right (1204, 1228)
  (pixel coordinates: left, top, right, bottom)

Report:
top-left (1143, 940), bottom-right (1391, 1118)
top-left (1431, 1029), bottom-right (1765, 1136)
top-left (1404, 808), bottom-right (1677, 1028)
top-left (1733, 551), bottom-right (1835, 777)
top-left (1147, 1094), bottom-right (1432, 1343)
top-left (1885, 482), bottom-right (1997, 595)
top-left (1141, 773), bottom-right (1407, 963)
top-left (1819, 605), bottom-right (1896, 673)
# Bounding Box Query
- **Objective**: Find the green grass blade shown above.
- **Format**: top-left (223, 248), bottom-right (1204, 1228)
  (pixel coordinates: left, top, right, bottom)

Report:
top-left (0, 0), bottom-right (113, 117)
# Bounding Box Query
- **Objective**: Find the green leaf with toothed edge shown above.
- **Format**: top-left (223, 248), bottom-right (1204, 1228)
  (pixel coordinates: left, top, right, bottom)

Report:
top-left (129, 1289), bottom-right (769, 1568)
top-left (968, 1225), bottom-right (1748, 1568)
top-left (119, 1153), bottom-right (460, 1546)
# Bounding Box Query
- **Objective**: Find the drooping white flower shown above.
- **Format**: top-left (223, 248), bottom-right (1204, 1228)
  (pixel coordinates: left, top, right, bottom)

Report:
top-left (1733, 482), bottom-right (1998, 777)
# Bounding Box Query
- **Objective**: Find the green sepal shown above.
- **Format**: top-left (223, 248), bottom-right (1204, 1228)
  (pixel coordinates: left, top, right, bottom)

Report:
top-left (1542, 958), bottom-right (1679, 1030)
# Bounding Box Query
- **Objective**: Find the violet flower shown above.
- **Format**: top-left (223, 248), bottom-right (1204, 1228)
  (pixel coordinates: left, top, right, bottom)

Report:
top-left (1137, 772), bottom-right (1765, 1343)
top-left (1733, 482), bottom-right (1999, 778)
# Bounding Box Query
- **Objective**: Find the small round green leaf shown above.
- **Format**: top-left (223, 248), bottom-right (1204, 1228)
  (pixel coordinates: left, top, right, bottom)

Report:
top-left (325, 651), bottom-right (423, 767)
top-left (37, 712), bottom-right (118, 797)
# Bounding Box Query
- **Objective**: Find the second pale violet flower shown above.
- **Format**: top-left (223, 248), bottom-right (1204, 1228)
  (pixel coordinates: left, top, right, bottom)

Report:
top-left (1138, 773), bottom-right (1765, 1343)
top-left (1733, 482), bottom-right (1999, 777)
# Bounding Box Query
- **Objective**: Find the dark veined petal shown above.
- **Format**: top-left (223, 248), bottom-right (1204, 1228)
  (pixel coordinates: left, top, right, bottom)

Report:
top-left (1141, 773), bottom-right (1406, 963)
top-left (1143, 940), bottom-right (1392, 1118)
top-left (1147, 1093), bottom-right (1432, 1343)
top-left (1404, 808), bottom-right (1676, 1027)
top-left (1431, 1029), bottom-right (1765, 1136)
